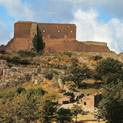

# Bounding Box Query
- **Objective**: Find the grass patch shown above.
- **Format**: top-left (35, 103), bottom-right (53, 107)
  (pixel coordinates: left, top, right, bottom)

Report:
top-left (79, 88), bottom-right (101, 94)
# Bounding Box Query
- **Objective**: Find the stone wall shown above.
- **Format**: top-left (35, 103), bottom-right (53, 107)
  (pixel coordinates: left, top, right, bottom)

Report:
top-left (6, 38), bottom-right (30, 50)
top-left (0, 22), bottom-right (37, 51)
top-left (38, 23), bottom-right (76, 40)
top-left (0, 21), bottom-right (76, 51)
top-left (0, 21), bottom-right (122, 58)
top-left (14, 21), bottom-right (33, 38)
top-left (44, 40), bottom-right (110, 52)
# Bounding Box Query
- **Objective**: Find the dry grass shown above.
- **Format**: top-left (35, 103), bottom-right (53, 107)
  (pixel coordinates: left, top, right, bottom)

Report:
top-left (77, 115), bottom-right (105, 123)
top-left (79, 88), bottom-right (101, 94)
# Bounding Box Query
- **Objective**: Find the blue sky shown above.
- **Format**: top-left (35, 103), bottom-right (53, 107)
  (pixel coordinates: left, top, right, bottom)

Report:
top-left (0, 0), bottom-right (123, 53)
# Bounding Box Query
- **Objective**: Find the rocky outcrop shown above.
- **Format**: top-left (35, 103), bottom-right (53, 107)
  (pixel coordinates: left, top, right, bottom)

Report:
top-left (0, 60), bottom-right (44, 87)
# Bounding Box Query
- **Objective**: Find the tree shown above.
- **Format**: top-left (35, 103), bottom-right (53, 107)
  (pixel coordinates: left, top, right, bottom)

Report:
top-left (37, 26), bottom-right (45, 52)
top-left (98, 82), bottom-right (123, 123)
top-left (0, 96), bottom-right (38, 123)
top-left (32, 26), bottom-right (45, 52)
top-left (57, 108), bottom-right (72, 123)
top-left (70, 65), bottom-right (92, 88)
top-left (0, 87), bottom-right (46, 123)
top-left (71, 104), bottom-right (83, 123)
top-left (102, 72), bottom-right (123, 85)
top-left (38, 95), bottom-right (57, 123)
top-left (95, 57), bottom-right (123, 81)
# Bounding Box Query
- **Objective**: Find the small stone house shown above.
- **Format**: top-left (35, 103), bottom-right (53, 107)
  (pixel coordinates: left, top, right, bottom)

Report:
top-left (79, 93), bottom-right (102, 112)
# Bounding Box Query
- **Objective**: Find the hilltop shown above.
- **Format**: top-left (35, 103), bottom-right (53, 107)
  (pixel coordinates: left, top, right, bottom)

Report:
top-left (0, 21), bottom-right (111, 53)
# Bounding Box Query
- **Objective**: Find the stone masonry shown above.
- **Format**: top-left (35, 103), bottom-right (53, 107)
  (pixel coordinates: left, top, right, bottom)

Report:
top-left (0, 21), bottom-right (110, 52)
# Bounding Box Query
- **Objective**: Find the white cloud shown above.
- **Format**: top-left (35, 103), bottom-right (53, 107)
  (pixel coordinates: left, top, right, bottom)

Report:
top-left (0, 0), bottom-right (123, 53)
top-left (0, 0), bottom-right (34, 20)
top-left (49, 0), bottom-right (123, 18)
top-left (0, 21), bottom-right (11, 45)
top-left (71, 9), bottom-right (123, 53)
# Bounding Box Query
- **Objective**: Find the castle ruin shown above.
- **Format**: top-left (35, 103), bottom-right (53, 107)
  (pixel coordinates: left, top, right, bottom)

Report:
top-left (0, 21), bottom-right (110, 52)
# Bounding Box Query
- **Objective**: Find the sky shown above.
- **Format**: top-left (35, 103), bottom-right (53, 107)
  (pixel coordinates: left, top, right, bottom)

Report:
top-left (0, 0), bottom-right (123, 53)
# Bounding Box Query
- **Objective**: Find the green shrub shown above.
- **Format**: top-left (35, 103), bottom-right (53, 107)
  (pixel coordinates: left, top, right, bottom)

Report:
top-left (0, 55), bottom-right (30, 65)
top-left (91, 55), bottom-right (102, 61)
top-left (18, 50), bottom-right (37, 57)
top-left (16, 87), bottom-right (26, 94)
top-left (0, 50), bottom-right (7, 54)
top-left (82, 111), bottom-right (89, 115)
top-left (95, 57), bottom-right (123, 81)
top-left (44, 70), bottom-right (53, 80)
top-left (61, 75), bottom-right (73, 84)
top-left (27, 88), bottom-right (45, 99)
top-left (37, 68), bottom-right (42, 73)
top-left (9, 56), bottom-right (30, 65)
top-left (53, 64), bottom-right (68, 70)
top-left (63, 52), bottom-right (72, 57)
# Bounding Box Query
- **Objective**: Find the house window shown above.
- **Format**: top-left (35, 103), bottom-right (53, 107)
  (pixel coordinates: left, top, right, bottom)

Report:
top-left (67, 26), bottom-right (69, 28)
top-left (70, 30), bottom-right (73, 33)
top-left (84, 102), bottom-right (86, 105)
top-left (58, 30), bottom-right (60, 33)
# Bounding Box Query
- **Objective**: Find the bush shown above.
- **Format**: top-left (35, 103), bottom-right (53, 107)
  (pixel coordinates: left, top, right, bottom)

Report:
top-left (69, 65), bottom-right (92, 87)
top-left (57, 108), bottom-right (72, 123)
top-left (0, 56), bottom-right (30, 65)
top-left (95, 57), bottom-right (123, 80)
top-left (54, 64), bottom-right (68, 70)
top-left (0, 50), bottom-right (7, 54)
top-left (44, 70), bottom-right (53, 80)
top-left (10, 56), bottom-right (30, 65)
top-left (18, 50), bottom-right (37, 57)
top-left (0, 56), bottom-right (10, 61)
top-left (16, 87), bottom-right (26, 94)
top-left (102, 73), bottom-right (123, 85)
top-left (91, 55), bottom-right (102, 61)
top-left (63, 52), bottom-right (72, 57)
top-left (61, 75), bottom-right (73, 84)
top-left (37, 67), bottom-right (42, 73)
top-left (27, 88), bottom-right (45, 99)
top-left (82, 111), bottom-right (89, 115)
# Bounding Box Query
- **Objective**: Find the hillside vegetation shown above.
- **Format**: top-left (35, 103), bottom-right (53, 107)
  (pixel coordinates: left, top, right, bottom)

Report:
top-left (0, 50), bottom-right (122, 123)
